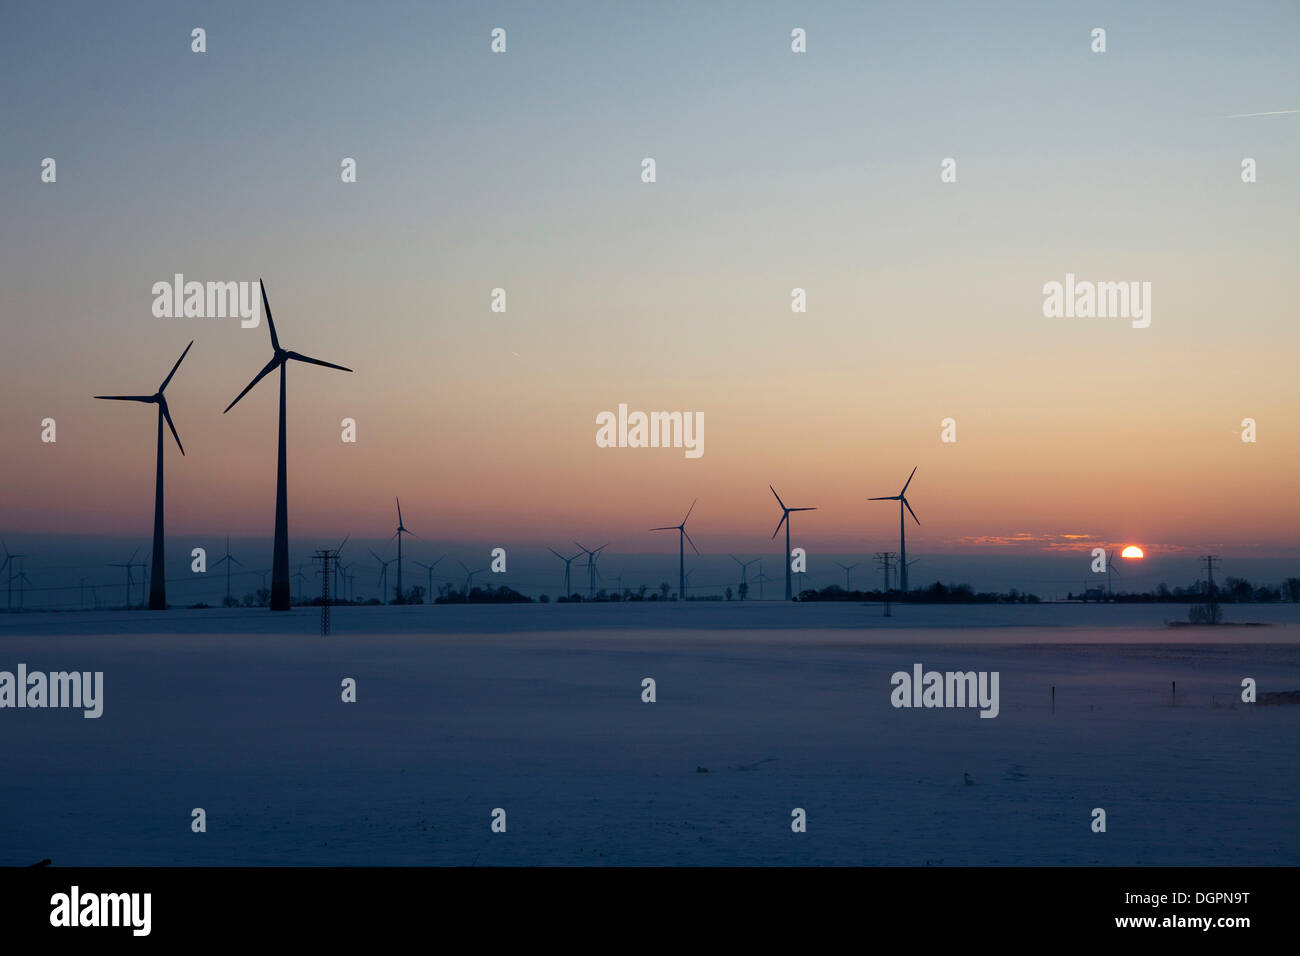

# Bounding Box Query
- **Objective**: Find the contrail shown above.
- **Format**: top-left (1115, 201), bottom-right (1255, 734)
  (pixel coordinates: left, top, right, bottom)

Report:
top-left (1226, 109), bottom-right (1300, 118)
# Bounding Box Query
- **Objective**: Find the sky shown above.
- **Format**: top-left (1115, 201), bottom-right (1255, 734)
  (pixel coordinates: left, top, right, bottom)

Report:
top-left (1, 1), bottom-right (1297, 601)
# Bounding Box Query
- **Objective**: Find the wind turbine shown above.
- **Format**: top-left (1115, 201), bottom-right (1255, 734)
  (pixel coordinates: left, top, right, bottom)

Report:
top-left (94, 340), bottom-right (193, 609)
top-left (458, 561), bottom-right (486, 596)
top-left (869, 466), bottom-right (920, 595)
top-left (414, 556), bottom-right (444, 603)
top-left (1, 542), bottom-right (21, 611)
top-left (392, 498), bottom-right (414, 603)
top-left (574, 541), bottom-right (609, 599)
top-left (836, 561), bottom-right (860, 591)
top-left (729, 555), bottom-right (758, 599)
top-left (332, 535), bottom-right (350, 600)
top-left (651, 500), bottom-right (699, 600)
top-left (755, 560), bottom-right (771, 600)
top-left (212, 537), bottom-right (242, 606)
top-left (223, 280), bottom-right (353, 610)
top-left (769, 486), bottom-right (816, 600)
top-left (548, 547), bottom-right (583, 598)
top-left (369, 549), bottom-right (395, 604)
top-left (15, 569), bottom-right (31, 610)
top-left (293, 565), bottom-right (306, 604)
top-left (1105, 549), bottom-right (1121, 600)
top-left (107, 549), bottom-right (139, 609)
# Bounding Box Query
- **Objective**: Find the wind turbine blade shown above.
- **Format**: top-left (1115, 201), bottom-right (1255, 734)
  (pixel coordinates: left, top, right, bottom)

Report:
top-left (548, 548), bottom-right (564, 559)
top-left (901, 465), bottom-right (918, 495)
top-left (286, 351), bottom-right (353, 373)
top-left (223, 356), bottom-right (280, 413)
top-left (682, 498), bottom-right (698, 524)
top-left (682, 528), bottom-right (700, 555)
top-left (260, 280), bottom-right (280, 352)
top-left (93, 395), bottom-right (154, 403)
top-left (729, 554), bottom-right (742, 565)
top-left (868, 495), bottom-right (898, 501)
top-left (337, 535), bottom-right (349, 553)
top-left (368, 548), bottom-right (383, 562)
top-left (791, 507), bottom-right (817, 512)
top-left (160, 401), bottom-right (185, 456)
top-left (769, 485), bottom-right (786, 510)
top-left (771, 513), bottom-right (788, 539)
top-left (904, 498), bottom-right (920, 525)
top-left (159, 340), bottom-right (194, 393)
top-left (649, 526), bottom-right (676, 532)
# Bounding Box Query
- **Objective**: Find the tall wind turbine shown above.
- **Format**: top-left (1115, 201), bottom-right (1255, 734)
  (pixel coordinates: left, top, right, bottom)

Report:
top-left (369, 549), bottom-right (395, 604)
top-left (548, 547), bottom-right (583, 598)
top-left (223, 281), bottom-right (353, 611)
top-left (414, 556), bottom-right (444, 603)
top-left (651, 500), bottom-right (699, 600)
top-left (94, 340), bottom-right (192, 610)
top-left (836, 561), bottom-right (860, 591)
top-left (107, 548), bottom-right (139, 609)
top-left (574, 541), bottom-right (609, 599)
top-left (769, 486), bottom-right (816, 600)
top-left (392, 497), bottom-right (414, 603)
top-left (869, 466), bottom-right (920, 595)
top-left (729, 555), bottom-right (758, 599)
top-left (212, 537), bottom-right (242, 606)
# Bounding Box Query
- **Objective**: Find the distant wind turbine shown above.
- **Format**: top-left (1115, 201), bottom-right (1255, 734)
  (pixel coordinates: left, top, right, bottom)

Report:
top-left (413, 556), bottom-right (444, 603)
top-left (869, 467), bottom-right (920, 594)
top-left (369, 549), bottom-right (396, 605)
top-left (651, 499), bottom-right (699, 600)
top-left (769, 486), bottom-right (816, 601)
top-left (94, 340), bottom-right (193, 610)
top-left (212, 537), bottom-right (242, 606)
top-left (836, 561), bottom-right (860, 591)
top-left (548, 547), bottom-right (583, 598)
top-left (223, 281), bottom-right (353, 611)
top-left (574, 541), bottom-right (609, 599)
top-left (457, 561), bottom-right (486, 595)
top-left (1, 542), bottom-right (23, 611)
top-left (107, 548), bottom-right (140, 609)
top-left (729, 555), bottom-right (758, 599)
top-left (392, 498), bottom-right (414, 603)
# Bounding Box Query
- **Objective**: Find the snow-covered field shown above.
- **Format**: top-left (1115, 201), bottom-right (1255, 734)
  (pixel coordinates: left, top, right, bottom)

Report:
top-left (2, 604), bottom-right (1297, 865)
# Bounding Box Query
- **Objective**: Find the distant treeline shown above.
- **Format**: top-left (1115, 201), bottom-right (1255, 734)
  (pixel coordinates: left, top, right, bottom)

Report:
top-left (1066, 577), bottom-right (1300, 604)
top-left (183, 574), bottom-right (1300, 608)
top-left (798, 582), bottom-right (1042, 604)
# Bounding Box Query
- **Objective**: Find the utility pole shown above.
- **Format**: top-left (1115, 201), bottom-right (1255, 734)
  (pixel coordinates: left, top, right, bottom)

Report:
top-left (313, 548), bottom-right (338, 636)
top-left (875, 552), bottom-right (896, 617)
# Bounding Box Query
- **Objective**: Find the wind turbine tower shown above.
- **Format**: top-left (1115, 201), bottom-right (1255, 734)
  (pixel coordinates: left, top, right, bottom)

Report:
top-left (769, 486), bottom-right (816, 601)
top-left (869, 467), bottom-right (920, 595)
top-left (651, 500), bottom-right (699, 601)
top-left (223, 281), bottom-right (353, 610)
top-left (94, 340), bottom-right (193, 609)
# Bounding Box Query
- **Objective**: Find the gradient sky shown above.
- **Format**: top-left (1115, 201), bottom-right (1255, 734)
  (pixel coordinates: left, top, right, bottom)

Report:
top-left (1, 0), bottom-right (1297, 571)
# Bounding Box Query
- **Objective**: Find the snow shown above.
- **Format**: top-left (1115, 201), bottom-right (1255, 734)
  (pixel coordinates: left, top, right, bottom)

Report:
top-left (1, 603), bottom-right (1297, 865)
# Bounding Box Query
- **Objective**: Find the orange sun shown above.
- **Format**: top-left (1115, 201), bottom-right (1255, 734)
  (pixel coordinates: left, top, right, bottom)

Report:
top-left (1120, 545), bottom-right (1144, 558)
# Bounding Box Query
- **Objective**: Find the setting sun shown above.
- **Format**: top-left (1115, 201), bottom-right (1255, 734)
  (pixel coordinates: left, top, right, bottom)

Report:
top-left (1121, 545), bottom-right (1145, 558)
